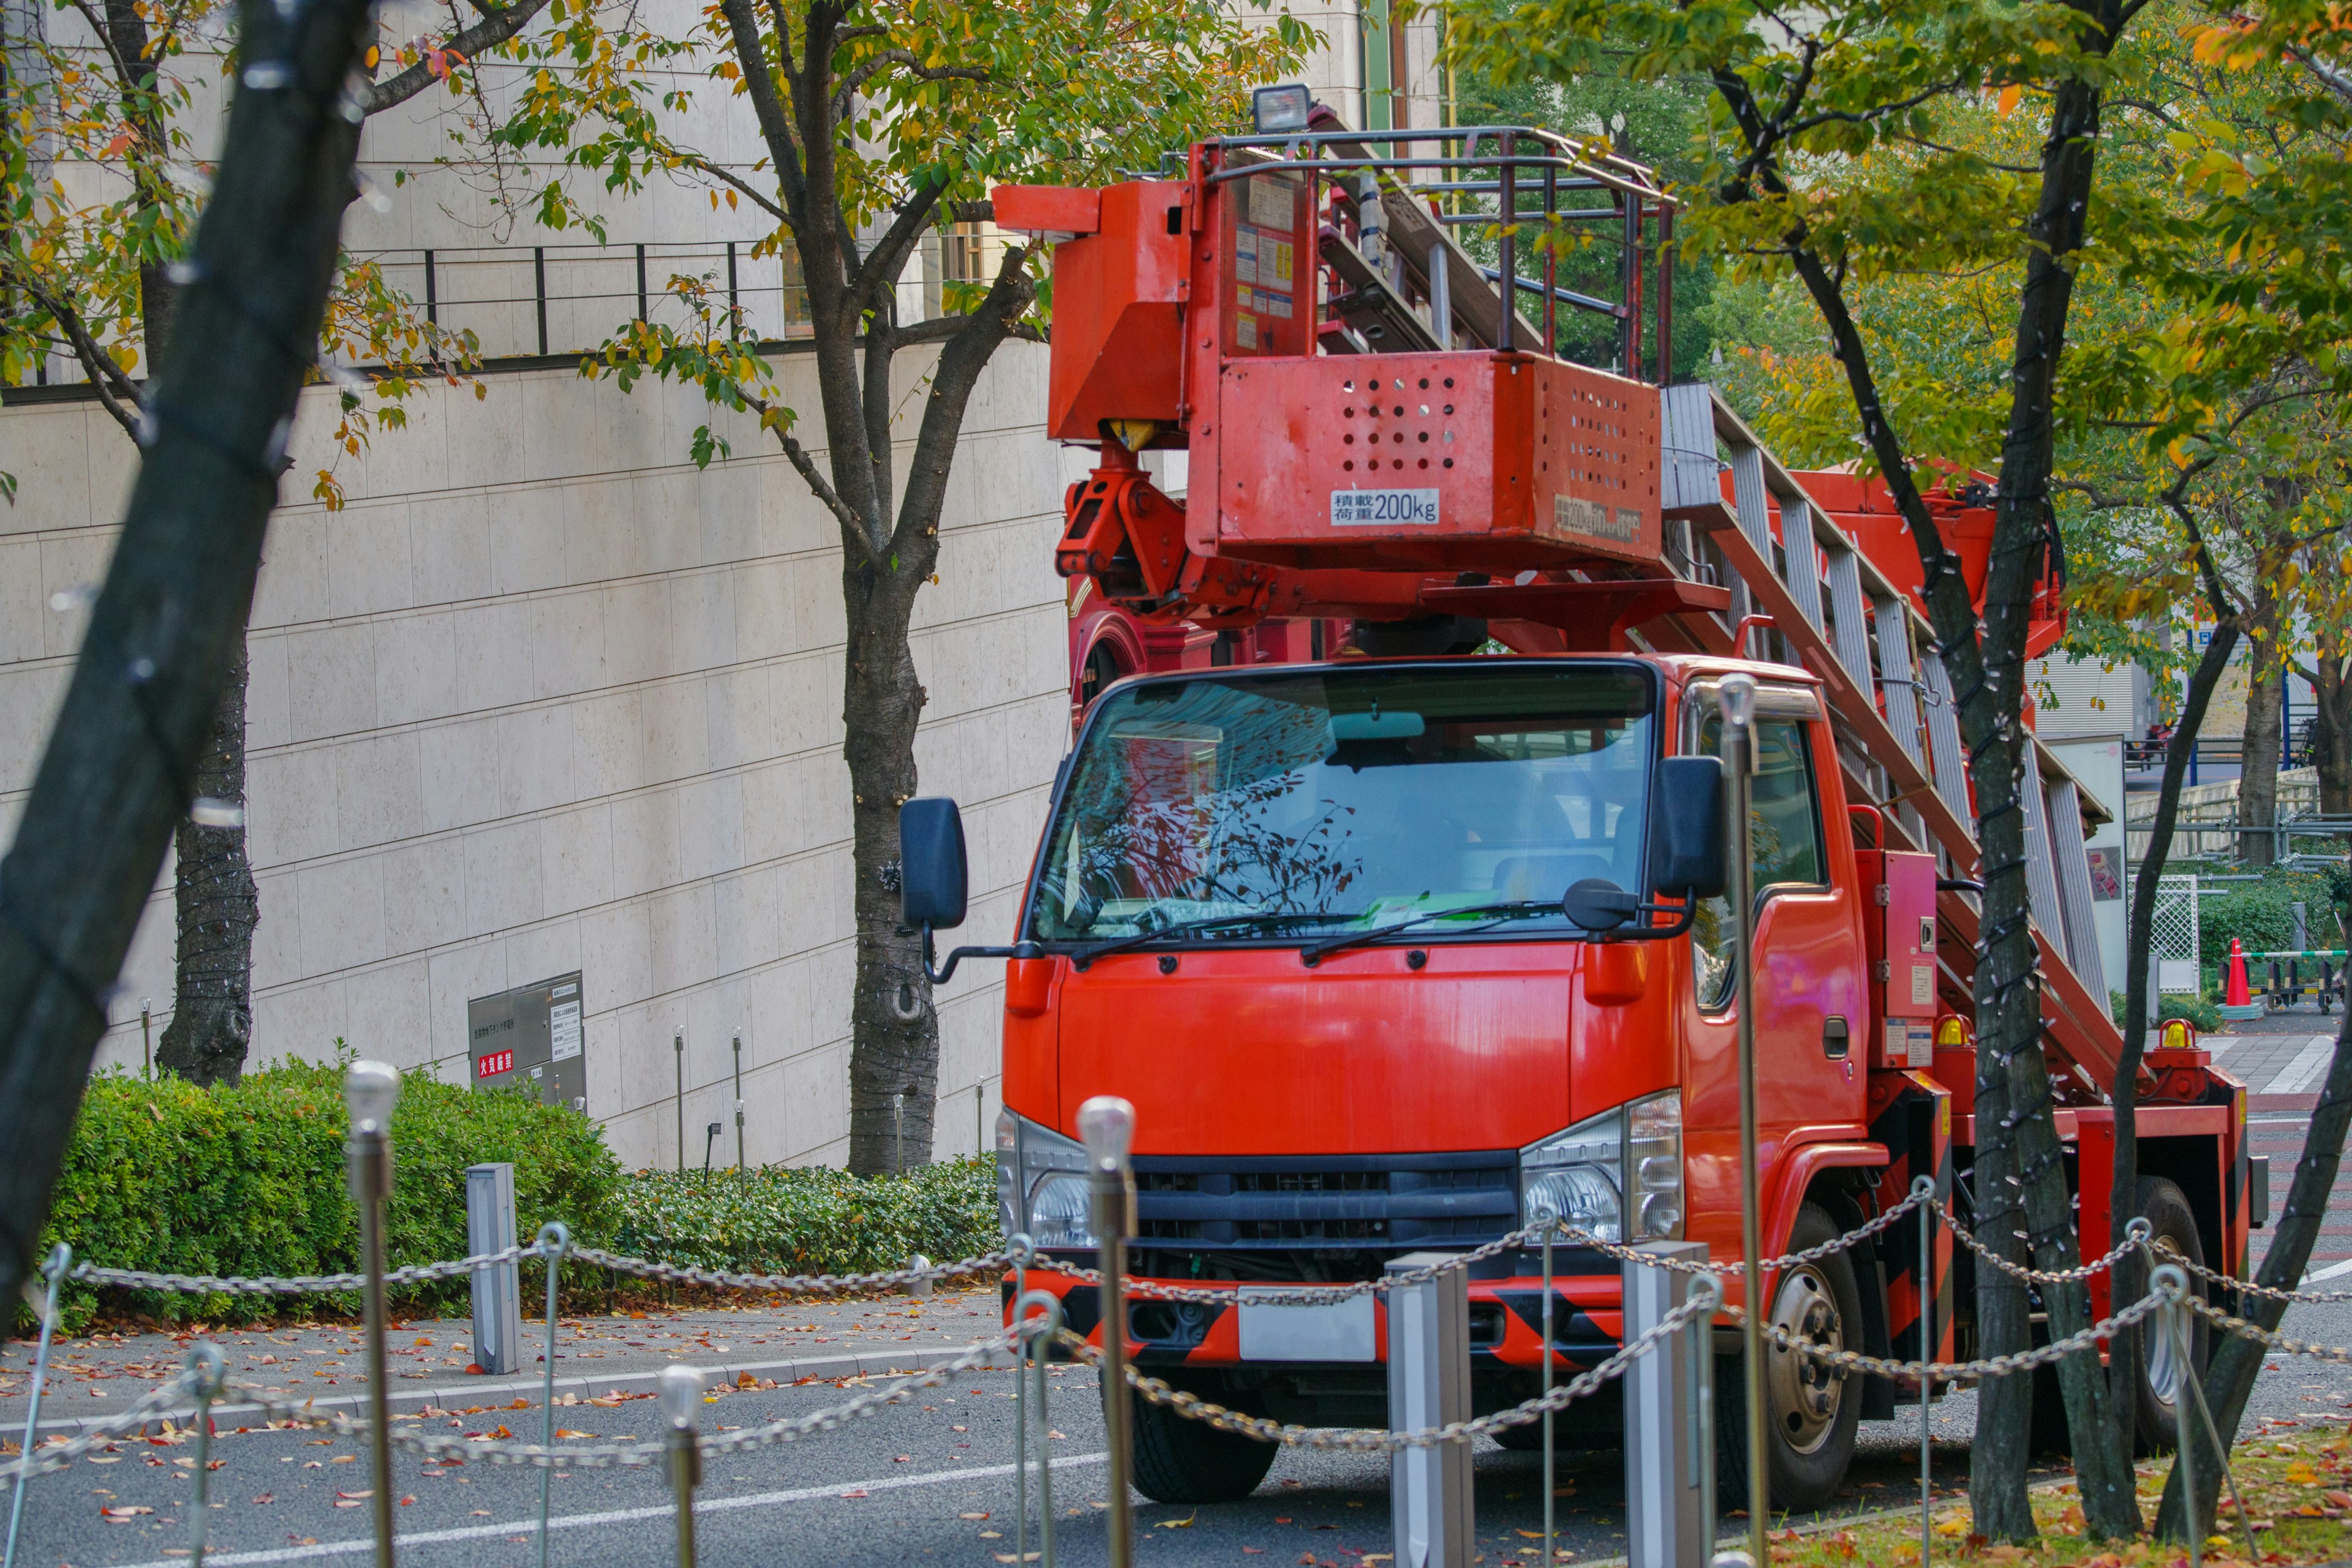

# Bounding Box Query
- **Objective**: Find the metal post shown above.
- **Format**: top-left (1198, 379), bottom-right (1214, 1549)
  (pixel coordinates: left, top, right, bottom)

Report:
top-left (3, 1244), bottom-right (70, 1568)
top-left (894, 1091), bottom-right (905, 1177)
top-left (1009, 1242), bottom-right (1035, 1566)
top-left (977, 1082), bottom-right (987, 1157)
top-left (725, 241), bottom-right (739, 326)
top-left (906, 1253), bottom-right (935, 1300)
top-left (1717, 671), bottom-right (1768, 1568)
top-left (185, 1344), bottom-right (225, 1568)
top-left (344, 1061), bottom-right (401, 1568)
top-left (533, 247), bottom-right (548, 356)
top-left (1428, 244), bottom-right (1452, 350)
top-left (1079, 1097), bottom-right (1136, 1568)
top-left (1496, 132), bottom-right (1517, 355)
top-left (674, 1030), bottom-right (685, 1173)
top-left (731, 1035), bottom-right (745, 1186)
top-left (141, 1000), bottom-right (152, 1077)
top-left (1387, 1251), bottom-right (1474, 1568)
top-left (537, 1222), bottom-right (569, 1568)
top-left (2154, 1265), bottom-right (2196, 1568)
top-left (423, 250), bottom-right (437, 326)
top-left (1914, 1174), bottom-right (1936, 1566)
top-left (636, 243), bottom-right (649, 323)
top-left (660, 1366), bottom-right (703, 1568)
top-left (1623, 1243), bottom-right (1713, 1568)
top-left (1539, 1210), bottom-right (1557, 1565)
top-left (1656, 206), bottom-right (1675, 380)
top-left (467, 1163), bottom-right (522, 1375)
top-left (1541, 165), bottom-right (1556, 355)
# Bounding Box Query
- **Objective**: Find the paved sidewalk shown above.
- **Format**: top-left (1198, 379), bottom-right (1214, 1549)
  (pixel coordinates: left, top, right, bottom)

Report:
top-left (0, 1289), bottom-right (1011, 1440)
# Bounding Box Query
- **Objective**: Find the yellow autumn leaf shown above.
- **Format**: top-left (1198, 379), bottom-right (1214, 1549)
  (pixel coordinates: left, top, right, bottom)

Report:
top-left (1996, 84), bottom-right (2021, 116)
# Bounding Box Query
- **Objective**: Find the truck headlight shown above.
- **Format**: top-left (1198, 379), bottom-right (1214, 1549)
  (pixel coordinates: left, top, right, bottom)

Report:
top-left (1521, 1110), bottom-right (1622, 1242)
top-left (1519, 1090), bottom-right (1683, 1245)
top-left (997, 1110), bottom-right (1095, 1248)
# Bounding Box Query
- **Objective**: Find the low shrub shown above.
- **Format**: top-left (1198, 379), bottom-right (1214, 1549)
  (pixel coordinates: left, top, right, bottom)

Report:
top-left (29, 1061), bottom-right (1001, 1332)
top-left (2198, 870), bottom-right (2339, 968)
top-left (30, 1059), bottom-right (625, 1334)
top-left (2110, 989), bottom-right (2226, 1035)
top-left (614, 1158), bottom-right (999, 1278)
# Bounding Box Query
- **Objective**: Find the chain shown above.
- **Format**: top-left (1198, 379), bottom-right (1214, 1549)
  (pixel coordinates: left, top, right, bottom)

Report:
top-left (1555, 1188), bottom-right (1931, 1278)
top-left (209, 1333), bottom-right (1019, 1469)
top-left (2154, 1240), bottom-right (2352, 1306)
top-left (1754, 1284), bottom-right (2173, 1383)
top-left (1937, 1199), bottom-right (2141, 1286)
top-left (566, 1246), bottom-right (1011, 1296)
top-left (2182, 1293), bottom-right (2352, 1363)
top-left (0, 1374), bottom-right (202, 1491)
top-left (67, 1243), bottom-right (551, 1297)
top-left (1060, 1289), bottom-right (1716, 1452)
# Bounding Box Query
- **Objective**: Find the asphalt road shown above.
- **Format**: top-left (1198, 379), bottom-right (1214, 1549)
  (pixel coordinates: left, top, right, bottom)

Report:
top-left (10, 1283), bottom-right (2352, 1568)
top-left (13, 1010), bottom-right (2351, 1567)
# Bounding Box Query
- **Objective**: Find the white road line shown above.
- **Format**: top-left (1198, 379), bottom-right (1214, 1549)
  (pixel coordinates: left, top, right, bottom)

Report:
top-left (2304, 1259), bottom-right (2352, 1284)
top-left (2266, 1036), bottom-right (2339, 1096)
top-left (110, 1452), bottom-right (1112, 1568)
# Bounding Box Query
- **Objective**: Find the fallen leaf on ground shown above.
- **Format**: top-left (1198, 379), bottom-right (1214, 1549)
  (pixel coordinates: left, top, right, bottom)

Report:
top-left (552, 1429), bottom-right (595, 1440)
top-left (250, 1494), bottom-right (273, 1505)
top-left (100, 1506), bottom-right (154, 1520)
top-left (959, 1512), bottom-right (990, 1520)
top-left (1154, 1513), bottom-right (1197, 1529)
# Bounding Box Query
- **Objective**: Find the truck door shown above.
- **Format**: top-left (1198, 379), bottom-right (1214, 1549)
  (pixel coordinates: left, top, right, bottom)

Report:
top-left (1678, 680), bottom-right (1869, 1269)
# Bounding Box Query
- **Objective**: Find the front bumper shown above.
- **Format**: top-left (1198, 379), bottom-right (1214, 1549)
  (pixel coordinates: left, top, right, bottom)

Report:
top-left (1005, 1249), bottom-right (1629, 1374)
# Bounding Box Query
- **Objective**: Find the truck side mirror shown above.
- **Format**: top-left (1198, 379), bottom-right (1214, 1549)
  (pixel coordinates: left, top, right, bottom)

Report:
top-left (1650, 756), bottom-right (1728, 900)
top-left (899, 797), bottom-right (970, 930)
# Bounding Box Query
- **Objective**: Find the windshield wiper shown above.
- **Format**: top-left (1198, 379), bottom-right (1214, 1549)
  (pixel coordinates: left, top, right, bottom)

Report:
top-left (1297, 900), bottom-right (1567, 966)
top-left (1069, 910), bottom-right (1353, 970)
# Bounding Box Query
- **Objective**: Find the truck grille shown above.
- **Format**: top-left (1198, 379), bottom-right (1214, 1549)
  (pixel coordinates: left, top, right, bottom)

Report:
top-left (1130, 1152), bottom-right (1517, 1249)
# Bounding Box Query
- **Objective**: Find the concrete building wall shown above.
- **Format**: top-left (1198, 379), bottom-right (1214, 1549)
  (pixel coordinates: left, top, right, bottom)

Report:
top-left (0, 345), bottom-right (1076, 1169)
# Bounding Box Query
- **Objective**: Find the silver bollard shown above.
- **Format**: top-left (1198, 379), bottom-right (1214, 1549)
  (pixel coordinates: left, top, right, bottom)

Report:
top-left (467, 1163), bottom-right (523, 1375)
top-left (345, 1061), bottom-right (401, 1568)
top-left (537, 1221), bottom-right (570, 1568)
top-left (185, 1344), bottom-right (226, 1568)
top-left (3, 1243), bottom-right (70, 1568)
top-left (1717, 671), bottom-right (1768, 1568)
top-left (1078, 1097), bottom-right (1136, 1568)
top-left (906, 1253), bottom-right (935, 1300)
top-left (660, 1365), bottom-right (703, 1568)
top-left (1386, 1252), bottom-right (1474, 1568)
top-left (1624, 1243), bottom-right (1714, 1568)
top-left (1913, 1175), bottom-right (1937, 1568)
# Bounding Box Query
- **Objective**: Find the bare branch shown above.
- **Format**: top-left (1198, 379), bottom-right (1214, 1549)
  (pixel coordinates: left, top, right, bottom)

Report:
top-left (11, 271), bottom-right (143, 436)
top-left (360, 0), bottom-right (551, 115)
top-left (851, 175), bottom-right (949, 306)
top-left (894, 311), bottom-right (1042, 346)
top-left (674, 152), bottom-right (792, 222)
top-left (715, 0), bottom-right (808, 212)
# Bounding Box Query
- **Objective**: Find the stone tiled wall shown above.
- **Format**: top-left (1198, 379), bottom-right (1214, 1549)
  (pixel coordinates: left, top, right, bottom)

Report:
top-left (0, 344), bottom-right (1076, 1169)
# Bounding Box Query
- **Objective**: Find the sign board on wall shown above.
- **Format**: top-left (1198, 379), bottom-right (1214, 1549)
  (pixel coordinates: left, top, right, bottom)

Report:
top-left (469, 972), bottom-right (587, 1113)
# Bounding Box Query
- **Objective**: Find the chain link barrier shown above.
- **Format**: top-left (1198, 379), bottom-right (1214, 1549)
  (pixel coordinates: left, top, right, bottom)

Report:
top-left (0, 1374), bottom-right (205, 1492)
top-left (2155, 1239), bottom-right (2352, 1306)
top-left (67, 1243), bottom-right (554, 1297)
top-left (1052, 1286), bottom-right (1720, 1452)
top-left (565, 1246), bottom-right (1012, 1297)
top-left (191, 1333), bottom-right (1021, 1470)
top-left (1936, 1200), bottom-right (2147, 1287)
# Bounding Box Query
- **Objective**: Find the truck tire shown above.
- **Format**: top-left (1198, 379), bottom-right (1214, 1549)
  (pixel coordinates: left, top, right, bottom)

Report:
top-left (2127, 1176), bottom-right (2208, 1456)
top-left (1129, 1393), bottom-right (1279, 1503)
top-left (1716, 1202), bottom-right (1866, 1513)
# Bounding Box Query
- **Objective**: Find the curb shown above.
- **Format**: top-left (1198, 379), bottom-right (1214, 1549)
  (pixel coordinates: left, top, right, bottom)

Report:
top-left (15, 1343), bottom-right (1019, 1440)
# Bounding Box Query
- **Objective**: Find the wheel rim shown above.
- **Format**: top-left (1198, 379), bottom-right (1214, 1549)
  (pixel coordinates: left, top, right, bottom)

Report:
top-left (2145, 1309), bottom-right (2183, 1411)
top-left (1765, 1264), bottom-right (1847, 1456)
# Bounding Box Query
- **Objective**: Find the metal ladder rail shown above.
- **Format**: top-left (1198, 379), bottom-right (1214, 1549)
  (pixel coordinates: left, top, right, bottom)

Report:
top-left (1872, 592), bottom-right (1928, 767)
top-left (1670, 386), bottom-right (2129, 1091)
top-left (2046, 771), bottom-right (2110, 1000)
top-left (2019, 750), bottom-right (2073, 953)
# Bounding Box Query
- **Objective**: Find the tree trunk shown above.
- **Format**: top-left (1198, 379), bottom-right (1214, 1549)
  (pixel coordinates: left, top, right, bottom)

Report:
top-left (1962, 47), bottom-right (2137, 1541)
top-left (842, 556), bottom-right (941, 1175)
top-left (2312, 633), bottom-right (2350, 816)
top-left (2108, 614), bottom-right (2242, 1461)
top-left (156, 638), bottom-right (258, 1085)
top-left (2156, 1000), bottom-right (2352, 1539)
top-left (0, 0), bottom-right (372, 1303)
top-left (2239, 580), bottom-right (2282, 867)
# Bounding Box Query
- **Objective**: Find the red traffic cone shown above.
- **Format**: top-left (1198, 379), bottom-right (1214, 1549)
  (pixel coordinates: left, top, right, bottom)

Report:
top-left (2221, 935), bottom-right (2264, 1020)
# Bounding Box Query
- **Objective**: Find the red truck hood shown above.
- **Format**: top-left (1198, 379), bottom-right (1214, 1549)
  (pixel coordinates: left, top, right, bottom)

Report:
top-left (1050, 943), bottom-right (1577, 1155)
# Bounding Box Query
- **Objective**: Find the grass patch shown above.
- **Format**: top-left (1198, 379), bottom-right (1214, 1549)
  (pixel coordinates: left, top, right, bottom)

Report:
top-left (1773, 1424), bottom-right (2352, 1567)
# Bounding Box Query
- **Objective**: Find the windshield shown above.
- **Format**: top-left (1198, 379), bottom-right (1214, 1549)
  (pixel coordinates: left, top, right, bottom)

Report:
top-left (1028, 663), bottom-right (1657, 943)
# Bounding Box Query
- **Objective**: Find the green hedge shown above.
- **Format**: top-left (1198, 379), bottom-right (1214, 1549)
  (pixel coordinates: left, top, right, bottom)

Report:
top-left (31, 1063), bottom-right (1001, 1332)
top-left (31, 1060), bottom-right (625, 1333)
top-left (614, 1158), bottom-right (998, 1277)
top-left (2197, 870), bottom-right (2342, 970)
top-left (2110, 989), bottom-right (2226, 1034)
